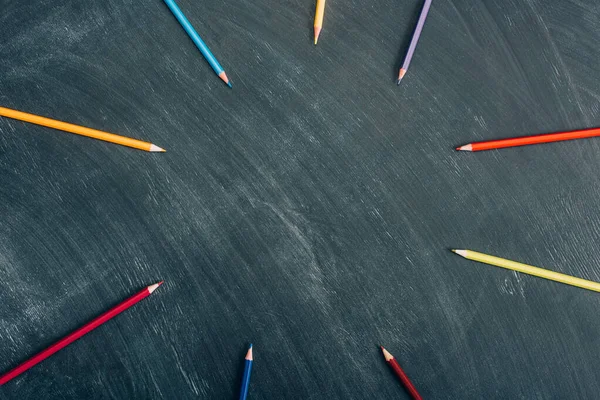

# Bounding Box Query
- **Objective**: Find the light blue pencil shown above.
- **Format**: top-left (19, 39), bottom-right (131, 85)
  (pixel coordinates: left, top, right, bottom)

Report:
top-left (163, 0), bottom-right (232, 87)
top-left (239, 344), bottom-right (253, 400)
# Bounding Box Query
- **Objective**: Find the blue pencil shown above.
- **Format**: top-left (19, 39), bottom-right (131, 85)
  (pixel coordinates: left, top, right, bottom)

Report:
top-left (239, 344), bottom-right (253, 400)
top-left (163, 0), bottom-right (232, 87)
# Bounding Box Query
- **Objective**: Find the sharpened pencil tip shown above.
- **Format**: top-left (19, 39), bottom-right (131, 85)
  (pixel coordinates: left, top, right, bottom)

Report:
top-left (219, 71), bottom-right (231, 87)
top-left (246, 345), bottom-right (253, 360)
top-left (314, 26), bottom-right (321, 45)
top-left (452, 249), bottom-right (468, 257)
top-left (148, 281), bottom-right (164, 294)
top-left (396, 68), bottom-right (407, 85)
top-left (380, 346), bottom-right (393, 361)
top-left (457, 144), bottom-right (473, 151)
top-left (150, 144), bottom-right (166, 152)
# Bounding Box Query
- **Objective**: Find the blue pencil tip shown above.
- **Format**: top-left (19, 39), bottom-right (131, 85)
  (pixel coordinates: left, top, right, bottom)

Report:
top-left (227, 82), bottom-right (232, 88)
top-left (249, 344), bottom-right (252, 348)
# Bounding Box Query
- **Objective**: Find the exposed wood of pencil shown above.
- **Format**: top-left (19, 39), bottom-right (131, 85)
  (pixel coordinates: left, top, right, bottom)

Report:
top-left (452, 249), bottom-right (600, 292)
top-left (381, 346), bottom-right (423, 400)
top-left (456, 127), bottom-right (600, 152)
top-left (0, 282), bottom-right (163, 386)
top-left (0, 106), bottom-right (165, 152)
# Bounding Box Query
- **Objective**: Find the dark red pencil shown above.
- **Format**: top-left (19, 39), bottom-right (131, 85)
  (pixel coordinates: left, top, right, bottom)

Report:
top-left (381, 346), bottom-right (423, 400)
top-left (0, 282), bottom-right (163, 386)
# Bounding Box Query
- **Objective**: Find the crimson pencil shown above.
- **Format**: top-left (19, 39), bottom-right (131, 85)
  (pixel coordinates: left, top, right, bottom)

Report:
top-left (457, 127), bottom-right (600, 152)
top-left (381, 346), bottom-right (422, 400)
top-left (0, 282), bottom-right (163, 386)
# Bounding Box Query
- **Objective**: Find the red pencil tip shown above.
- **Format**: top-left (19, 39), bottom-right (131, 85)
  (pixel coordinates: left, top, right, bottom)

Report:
top-left (381, 346), bottom-right (393, 361)
top-left (148, 281), bottom-right (164, 294)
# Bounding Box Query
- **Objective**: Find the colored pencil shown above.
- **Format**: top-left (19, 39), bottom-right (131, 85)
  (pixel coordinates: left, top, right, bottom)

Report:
top-left (239, 344), bottom-right (253, 400)
top-left (457, 127), bottom-right (600, 152)
top-left (0, 282), bottom-right (164, 386)
top-left (380, 346), bottom-right (422, 400)
top-left (397, 0), bottom-right (432, 85)
top-left (452, 249), bottom-right (600, 293)
top-left (163, 0), bottom-right (232, 88)
top-left (313, 0), bottom-right (326, 45)
top-left (0, 106), bottom-right (165, 152)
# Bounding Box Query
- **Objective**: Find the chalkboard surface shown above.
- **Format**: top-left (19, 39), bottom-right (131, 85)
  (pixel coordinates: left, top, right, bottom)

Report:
top-left (1, 0), bottom-right (600, 399)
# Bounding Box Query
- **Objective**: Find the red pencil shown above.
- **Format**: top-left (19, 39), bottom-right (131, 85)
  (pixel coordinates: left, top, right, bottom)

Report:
top-left (0, 282), bottom-right (163, 386)
top-left (380, 346), bottom-right (422, 400)
top-left (457, 127), bottom-right (600, 152)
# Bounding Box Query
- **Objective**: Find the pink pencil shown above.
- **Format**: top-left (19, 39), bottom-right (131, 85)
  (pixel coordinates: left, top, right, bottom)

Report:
top-left (0, 282), bottom-right (163, 385)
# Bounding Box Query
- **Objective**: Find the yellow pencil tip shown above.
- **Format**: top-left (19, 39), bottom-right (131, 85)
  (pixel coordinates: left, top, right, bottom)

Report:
top-left (451, 249), bottom-right (457, 253)
top-left (314, 26), bottom-right (321, 45)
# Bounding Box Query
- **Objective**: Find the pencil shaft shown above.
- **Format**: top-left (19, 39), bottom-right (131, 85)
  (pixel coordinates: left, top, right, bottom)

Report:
top-left (0, 285), bottom-right (158, 386)
top-left (400, 0), bottom-right (432, 71)
top-left (459, 250), bottom-right (600, 293)
top-left (467, 127), bottom-right (600, 151)
top-left (239, 359), bottom-right (253, 400)
top-left (163, 0), bottom-right (224, 75)
top-left (0, 106), bottom-right (157, 151)
top-left (388, 359), bottom-right (422, 400)
top-left (314, 0), bottom-right (326, 29)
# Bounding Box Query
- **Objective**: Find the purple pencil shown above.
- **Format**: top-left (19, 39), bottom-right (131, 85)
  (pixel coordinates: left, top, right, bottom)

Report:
top-left (397, 0), bottom-right (432, 85)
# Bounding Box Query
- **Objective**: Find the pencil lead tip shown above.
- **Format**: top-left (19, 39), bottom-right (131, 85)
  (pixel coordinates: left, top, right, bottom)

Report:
top-left (314, 27), bottom-right (321, 45)
top-left (397, 68), bottom-right (407, 85)
top-left (246, 345), bottom-right (253, 360)
top-left (381, 346), bottom-right (393, 361)
top-left (148, 281), bottom-right (164, 294)
top-left (452, 249), bottom-right (468, 257)
top-left (227, 81), bottom-right (232, 88)
top-left (457, 144), bottom-right (473, 151)
top-left (150, 144), bottom-right (166, 152)
top-left (219, 71), bottom-right (231, 87)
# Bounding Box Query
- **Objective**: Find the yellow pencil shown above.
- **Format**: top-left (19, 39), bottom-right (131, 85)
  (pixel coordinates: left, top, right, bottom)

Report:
top-left (313, 0), bottom-right (326, 45)
top-left (452, 249), bottom-right (600, 293)
top-left (0, 106), bottom-right (165, 152)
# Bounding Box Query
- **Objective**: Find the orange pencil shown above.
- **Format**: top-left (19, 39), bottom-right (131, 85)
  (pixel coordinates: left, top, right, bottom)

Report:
top-left (0, 106), bottom-right (165, 152)
top-left (313, 0), bottom-right (326, 44)
top-left (457, 127), bottom-right (600, 152)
